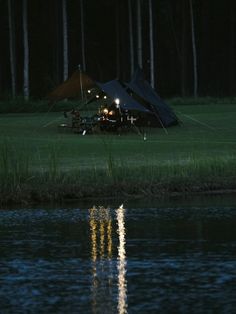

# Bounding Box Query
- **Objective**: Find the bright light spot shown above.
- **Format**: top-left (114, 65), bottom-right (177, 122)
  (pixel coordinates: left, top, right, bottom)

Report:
top-left (103, 108), bottom-right (108, 114)
top-left (104, 95), bottom-right (107, 99)
top-left (87, 89), bottom-right (91, 94)
top-left (115, 98), bottom-right (120, 105)
top-left (96, 95), bottom-right (99, 98)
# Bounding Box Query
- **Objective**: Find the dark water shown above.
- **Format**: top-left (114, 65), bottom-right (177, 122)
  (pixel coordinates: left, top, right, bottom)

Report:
top-left (0, 195), bottom-right (236, 313)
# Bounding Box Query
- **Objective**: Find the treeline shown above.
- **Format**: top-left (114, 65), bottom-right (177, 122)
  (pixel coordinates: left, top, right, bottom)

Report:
top-left (0, 0), bottom-right (236, 99)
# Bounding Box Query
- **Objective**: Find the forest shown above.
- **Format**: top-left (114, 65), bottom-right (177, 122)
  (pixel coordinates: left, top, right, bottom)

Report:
top-left (1, 0), bottom-right (236, 100)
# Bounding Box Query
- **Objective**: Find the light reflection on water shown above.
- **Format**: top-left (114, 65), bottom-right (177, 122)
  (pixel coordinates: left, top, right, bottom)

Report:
top-left (89, 205), bottom-right (127, 314)
top-left (0, 200), bottom-right (236, 313)
top-left (116, 205), bottom-right (127, 314)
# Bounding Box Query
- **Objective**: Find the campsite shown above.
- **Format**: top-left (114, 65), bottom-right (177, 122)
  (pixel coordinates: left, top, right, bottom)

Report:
top-left (1, 66), bottom-right (236, 204)
top-left (47, 67), bottom-right (179, 135)
top-left (1, 67), bottom-right (236, 205)
top-left (1, 0), bottom-right (236, 206)
top-left (1, 98), bottom-right (236, 204)
top-left (2, 1), bottom-right (236, 313)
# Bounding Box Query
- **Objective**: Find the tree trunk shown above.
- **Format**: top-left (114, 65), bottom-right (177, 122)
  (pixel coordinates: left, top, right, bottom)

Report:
top-left (80, 0), bottom-right (86, 71)
top-left (54, 0), bottom-right (61, 85)
top-left (116, 2), bottom-right (120, 78)
top-left (189, 0), bottom-right (198, 97)
top-left (137, 0), bottom-right (142, 68)
top-left (148, 0), bottom-right (154, 88)
top-left (8, 0), bottom-right (16, 97)
top-left (181, 0), bottom-right (187, 96)
top-left (62, 0), bottom-right (68, 81)
top-left (128, 0), bottom-right (134, 77)
top-left (229, 2), bottom-right (235, 95)
top-left (22, 0), bottom-right (29, 100)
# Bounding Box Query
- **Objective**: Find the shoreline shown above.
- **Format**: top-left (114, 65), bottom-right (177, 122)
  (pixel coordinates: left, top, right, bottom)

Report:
top-left (1, 182), bottom-right (235, 206)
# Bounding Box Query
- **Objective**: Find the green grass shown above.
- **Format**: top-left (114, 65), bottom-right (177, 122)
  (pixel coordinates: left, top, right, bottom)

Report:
top-left (0, 97), bottom-right (106, 114)
top-left (0, 101), bottom-right (236, 204)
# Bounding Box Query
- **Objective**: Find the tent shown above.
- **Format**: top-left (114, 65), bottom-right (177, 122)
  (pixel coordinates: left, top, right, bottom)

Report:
top-left (96, 70), bottom-right (178, 128)
top-left (47, 69), bottom-right (97, 102)
top-left (47, 67), bottom-right (178, 131)
top-left (126, 67), bottom-right (178, 127)
top-left (96, 80), bottom-right (151, 113)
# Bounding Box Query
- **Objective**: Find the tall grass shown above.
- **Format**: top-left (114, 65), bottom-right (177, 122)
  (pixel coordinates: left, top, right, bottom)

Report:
top-left (0, 137), bottom-right (235, 204)
top-left (0, 139), bottom-right (31, 182)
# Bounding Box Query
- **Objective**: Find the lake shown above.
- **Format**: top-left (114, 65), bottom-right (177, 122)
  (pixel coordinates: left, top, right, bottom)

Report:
top-left (0, 194), bottom-right (236, 313)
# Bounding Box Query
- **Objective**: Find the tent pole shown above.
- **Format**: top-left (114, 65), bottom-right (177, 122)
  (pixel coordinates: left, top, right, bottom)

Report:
top-left (78, 64), bottom-right (83, 101)
top-left (78, 64), bottom-right (89, 110)
top-left (156, 115), bottom-right (168, 134)
top-left (150, 105), bottom-right (168, 134)
top-left (132, 122), bottom-right (145, 139)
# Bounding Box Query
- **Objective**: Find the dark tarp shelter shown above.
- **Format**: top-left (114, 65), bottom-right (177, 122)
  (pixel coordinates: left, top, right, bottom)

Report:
top-left (96, 80), bottom-right (151, 113)
top-left (126, 68), bottom-right (178, 127)
top-left (47, 67), bottom-right (178, 130)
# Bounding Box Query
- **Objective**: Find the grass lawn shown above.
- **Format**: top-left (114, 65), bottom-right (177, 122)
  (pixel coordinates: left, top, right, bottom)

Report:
top-left (0, 102), bottom-right (236, 203)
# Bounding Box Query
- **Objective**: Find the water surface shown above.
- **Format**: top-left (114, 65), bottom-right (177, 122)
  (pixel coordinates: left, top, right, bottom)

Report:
top-left (0, 195), bottom-right (236, 313)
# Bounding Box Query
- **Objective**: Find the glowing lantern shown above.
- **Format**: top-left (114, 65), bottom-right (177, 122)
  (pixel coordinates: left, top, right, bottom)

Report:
top-left (115, 98), bottom-right (120, 105)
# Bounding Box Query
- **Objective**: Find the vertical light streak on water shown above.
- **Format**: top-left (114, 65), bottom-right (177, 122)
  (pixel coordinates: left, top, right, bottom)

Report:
top-left (116, 205), bottom-right (128, 314)
top-left (105, 207), bottom-right (114, 304)
top-left (89, 206), bottom-right (98, 312)
top-left (89, 206), bottom-right (97, 263)
top-left (99, 207), bottom-right (105, 259)
top-left (107, 216), bottom-right (113, 259)
top-left (89, 206), bottom-right (115, 313)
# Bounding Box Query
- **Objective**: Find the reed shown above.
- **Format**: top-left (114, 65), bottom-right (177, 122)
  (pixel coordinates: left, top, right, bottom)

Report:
top-left (0, 142), bottom-right (235, 204)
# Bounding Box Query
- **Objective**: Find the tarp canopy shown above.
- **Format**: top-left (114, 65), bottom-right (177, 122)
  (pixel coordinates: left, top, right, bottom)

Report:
top-left (127, 67), bottom-right (178, 127)
top-left (96, 80), bottom-right (151, 113)
top-left (47, 70), bottom-right (96, 102)
top-left (46, 67), bottom-right (178, 129)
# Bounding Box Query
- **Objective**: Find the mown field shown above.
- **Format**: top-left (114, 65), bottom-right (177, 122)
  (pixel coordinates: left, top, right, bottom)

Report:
top-left (0, 101), bottom-right (236, 204)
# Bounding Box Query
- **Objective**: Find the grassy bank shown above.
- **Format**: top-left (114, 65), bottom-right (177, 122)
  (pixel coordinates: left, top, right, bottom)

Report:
top-left (0, 101), bottom-right (236, 204)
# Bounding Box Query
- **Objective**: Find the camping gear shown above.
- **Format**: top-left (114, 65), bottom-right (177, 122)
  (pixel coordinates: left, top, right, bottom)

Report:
top-left (48, 67), bottom-right (178, 133)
